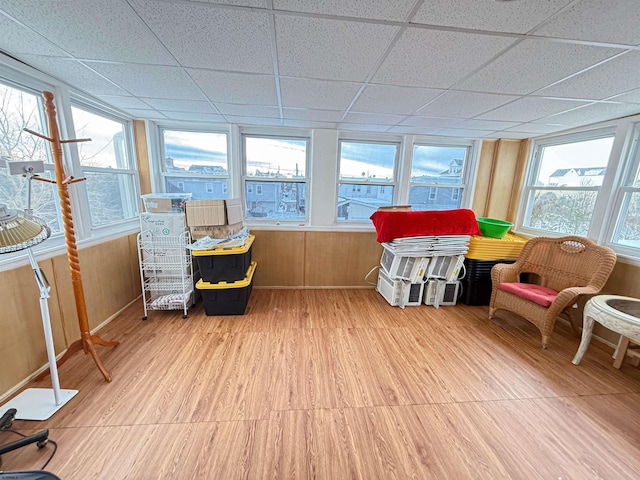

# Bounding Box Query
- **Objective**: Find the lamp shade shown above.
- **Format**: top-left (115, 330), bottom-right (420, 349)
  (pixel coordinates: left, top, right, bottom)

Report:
top-left (0, 204), bottom-right (51, 253)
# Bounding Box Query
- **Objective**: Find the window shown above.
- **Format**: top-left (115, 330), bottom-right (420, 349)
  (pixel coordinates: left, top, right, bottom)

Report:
top-left (520, 131), bottom-right (615, 236)
top-left (0, 80), bottom-right (62, 234)
top-left (337, 140), bottom-right (398, 221)
top-left (242, 134), bottom-right (309, 221)
top-left (409, 144), bottom-right (470, 211)
top-left (610, 125), bottom-right (640, 250)
top-left (70, 105), bottom-right (139, 228)
top-left (160, 129), bottom-right (229, 200)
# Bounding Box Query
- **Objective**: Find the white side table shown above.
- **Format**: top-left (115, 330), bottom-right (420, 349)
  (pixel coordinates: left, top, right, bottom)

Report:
top-left (572, 295), bottom-right (640, 367)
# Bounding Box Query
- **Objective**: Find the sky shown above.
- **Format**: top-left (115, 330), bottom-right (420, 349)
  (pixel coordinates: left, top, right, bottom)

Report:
top-left (537, 136), bottom-right (615, 184)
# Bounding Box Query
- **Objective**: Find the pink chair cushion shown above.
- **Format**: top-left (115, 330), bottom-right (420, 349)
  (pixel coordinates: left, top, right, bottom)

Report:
top-left (498, 282), bottom-right (559, 308)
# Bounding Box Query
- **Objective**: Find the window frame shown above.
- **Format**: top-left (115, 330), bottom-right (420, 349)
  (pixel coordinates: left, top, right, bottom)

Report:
top-left (154, 124), bottom-right (232, 200)
top-left (516, 127), bottom-right (617, 239)
top-left (241, 131), bottom-right (311, 224)
top-left (0, 55), bottom-right (142, 270)
top-left (336, 137), bottom-right (401, 223)
top-left (68, 96), bottom-right (140, 233)
top-left (603, 123), bottom-right (640, 257)
top-left (407, 139), bottom-right (475, 212)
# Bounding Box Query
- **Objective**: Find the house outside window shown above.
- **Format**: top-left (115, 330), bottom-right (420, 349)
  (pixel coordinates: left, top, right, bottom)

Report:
top-left (409, 144), bottom-right (470, 211)
top-left (337, 139), bottom-right (398, 221)
top-left (160, 129), bottom-right (229, 200)
top-left (242, 134), bottom-right (309, 221)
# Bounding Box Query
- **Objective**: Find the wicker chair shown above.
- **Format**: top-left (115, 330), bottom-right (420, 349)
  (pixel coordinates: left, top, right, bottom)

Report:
top-left (489, 236), bottom-right (617, 348)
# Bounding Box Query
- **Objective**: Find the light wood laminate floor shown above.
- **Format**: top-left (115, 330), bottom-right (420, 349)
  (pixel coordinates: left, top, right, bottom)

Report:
top-left (2, 289), bottom-right (640, 479)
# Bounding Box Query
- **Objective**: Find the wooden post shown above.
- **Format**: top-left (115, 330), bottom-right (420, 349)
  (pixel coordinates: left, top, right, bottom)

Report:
top-left (35, 91), bottom-right (119, 382)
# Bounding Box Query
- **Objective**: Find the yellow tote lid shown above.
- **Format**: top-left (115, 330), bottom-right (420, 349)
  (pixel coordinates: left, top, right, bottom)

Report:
top-left (196, 261), bottom-right (257, 289)
top-left (192, 234), bottom-right (254, 256)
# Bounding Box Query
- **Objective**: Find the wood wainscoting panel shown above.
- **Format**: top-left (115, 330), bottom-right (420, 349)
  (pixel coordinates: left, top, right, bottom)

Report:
top-left (251, 230), bottom-right (305, 286)
top-left (0, 259), bottom-right (64, 395)
top-left (52, 235), bottom-right (141, 344)
top-left (304, 231), bottom-right (381, 287)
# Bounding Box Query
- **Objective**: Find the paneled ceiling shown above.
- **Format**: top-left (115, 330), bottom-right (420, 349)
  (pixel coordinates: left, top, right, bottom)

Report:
top-left (1, 0), bottom-right (639, 139)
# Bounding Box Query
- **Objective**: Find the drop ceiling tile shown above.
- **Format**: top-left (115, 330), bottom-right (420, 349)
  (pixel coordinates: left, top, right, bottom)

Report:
top-left (0, 0), bottom-right (176, 64)
top-left (504, 123), bottom-right (569, 135)
top-left (538, 51), bottom-right (640, 100)
top-left (533, 0), bottom-right (640, 45)
top-left (16, 55), bottom-right (128, 96)
top-left (456, 39), bottom-right (622, 95)
top-left (351, 84), bottom-right (443, 115)
top-left (87, 62), bottom-right (206, 100)
top-left (452, 119), bottom-right (521, 131)
top-left (436, 128), bottom-right (496, 138)
top-left (141, 99), bottom-right (217, 114)
top-left (123, 108), bottom-right (167, 119)
top-left (412, 0), bottom-right (572, 34)
top-left (387, 126), bottom-right (442, 135)
top-left (188, 70), bottom-right (278, 105)
top-left (399, 116), bottom-right (461, 128)
top-left (484, 131), bottom-right (530, 139)
top-left (275, 15), bottom-right (399, 81)
top-left (282, 119), bottom-right (337, 129)
top-left (96, 95), bottom-right (153, 110)
top-left (476, 97), bottom-right (589, 122)
top-left (0, 14), bottom-right (68, 57)
top-left (282, 108), bottom-right (344, 122)
top-left (129, 0), bottom-right (272, 73)
top-left (280, 77), bottom-right (361, 110)
top-left (223, 115), bottom-right (283, 126)
top-left (160, 111), bottom-right (227, 122)
top-left (200, 0), bottom-right (266, 6)
top-left (336, 123), bottom-right (392, 133)
top-left (343, 112), bottom-right (407, 125)
top-left (216, 104), bottom-right (281, 118)
top-left (606, 89), bottom-right (640, 104)
top-left (416, 90), bottom-right (518, 118)
top-left (542, 102), bottom-right (640, 126)
top-left (372, 27), bottom-right (516, 88)
top-left (273, 0), bottom-right (416, 21)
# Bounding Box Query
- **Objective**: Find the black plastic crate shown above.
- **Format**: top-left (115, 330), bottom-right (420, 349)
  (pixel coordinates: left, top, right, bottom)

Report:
top-left (459, 278), bottom-right (493, 306)
top-left (462, 258), bottom-right (514, 280)
top-left (197, 261), bottom-right (256, 315)
top-left (192, 235), bottom-right (253, 283)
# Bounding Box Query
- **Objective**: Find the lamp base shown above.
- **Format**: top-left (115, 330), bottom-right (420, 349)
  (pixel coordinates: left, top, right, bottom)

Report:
top-left (1, 388), bottom-right (78, 421)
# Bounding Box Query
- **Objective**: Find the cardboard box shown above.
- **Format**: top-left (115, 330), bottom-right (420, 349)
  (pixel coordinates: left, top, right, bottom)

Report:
top-left (185, 198), bottom-right (244, 227)
top-left (189, 222), bottom-right (244, 240)
top-left (225, 198), bottom-right (243, 225)
top-left (140, 213), bottom-right (186, 237)
top-left (141, 193), bottom-right (191, 213)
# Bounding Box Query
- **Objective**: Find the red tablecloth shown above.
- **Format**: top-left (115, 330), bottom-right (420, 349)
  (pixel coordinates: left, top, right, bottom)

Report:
top-left (370, 209), bottom-right (481, 243)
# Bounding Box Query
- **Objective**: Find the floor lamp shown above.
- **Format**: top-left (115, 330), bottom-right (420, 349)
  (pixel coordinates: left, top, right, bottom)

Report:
top-left (0, 168), bottom-right (78, 420)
